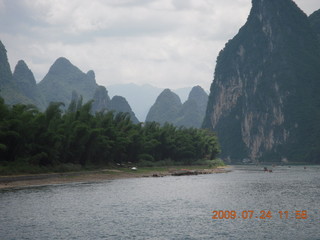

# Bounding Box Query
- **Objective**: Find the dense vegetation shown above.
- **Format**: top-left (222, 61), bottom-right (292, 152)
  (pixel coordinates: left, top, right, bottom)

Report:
top-left (0, 97), bottom-right (220, 174)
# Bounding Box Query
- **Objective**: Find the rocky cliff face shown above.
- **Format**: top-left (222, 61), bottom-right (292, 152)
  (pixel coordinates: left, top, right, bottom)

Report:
top-left (91, 86), bottom-right (111, 113)
top-left (38, 57), bottom-right (98, 106)
top-left (0, 41), bottom-right (12, 89)
top-left (203, 0), bottom-right (320, 163)
top-left (12, 60), bottom-right (46, 109)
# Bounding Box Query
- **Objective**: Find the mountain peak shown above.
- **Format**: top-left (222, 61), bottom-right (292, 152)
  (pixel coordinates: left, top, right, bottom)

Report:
top-left (109, 95), bottom-right (139, 123)
top-left (146, 89), bottom-right (182, 124)
top-left (47, 57), bottom-right (80, 76)
top-left (188, 86), bottom-right (207, 102)
top-left (86, 70), bottom-right (95, 80)
top-left (13, 60), bottom-right (46, 109)
top-left (247, 0), bottom-right (311, 39)
top-left (55, 57), bottom-right (71, 65)
top-left (38, 57), bottom-right (98, 105)
top-left (146, 86), bottom-right (208, 128)
top-left (250, 0), bottom-right (301, 17)
top-left (13, 60), bottom-right (36, 85)
top-left (158, 88), bottom-right (181, 105)
top-left (16, 59), bottom-right (28, 68)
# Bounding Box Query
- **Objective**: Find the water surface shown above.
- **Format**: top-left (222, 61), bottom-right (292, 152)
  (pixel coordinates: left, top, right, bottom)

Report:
top-left (1, 165), bottom-right (319, 239)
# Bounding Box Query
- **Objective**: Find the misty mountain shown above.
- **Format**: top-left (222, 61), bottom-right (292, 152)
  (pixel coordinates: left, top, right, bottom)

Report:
top-left (173, 87), bottom-right (194, 103)
top-left (107, 83), bottom-right (193, 121)
top-left (91, 86), bottom-right (111, 113)
top-left (176, 86), bottom-right (208, 128)
top-left (146, 89), bottom-right (182, 125)
top-left (203, 0), bottom-right (320, 163)
top-left (146, 86), bottom-right (208, 128)
top-left (90, 85), bottom-right (139, 123)
top-left (107, 83), bottom-right (162, 122)
top-left (12, 60), bottom-right (46, 110)
top-left (0, 45), bottom-right (140, 123)
top-left (109, 96), bottom-right (139, 124)
top-left (38, 57), bottom-right (98, 106)
top-left (0, 41), bottom-right (33, 105)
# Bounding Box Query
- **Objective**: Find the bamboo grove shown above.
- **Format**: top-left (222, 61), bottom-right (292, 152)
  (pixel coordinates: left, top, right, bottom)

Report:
top-left (0, 97), bottom-right (220, 172)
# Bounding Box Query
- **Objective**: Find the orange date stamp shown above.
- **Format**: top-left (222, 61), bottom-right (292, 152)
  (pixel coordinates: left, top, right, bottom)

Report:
top-left (211, 210), bottom-right (308, 220)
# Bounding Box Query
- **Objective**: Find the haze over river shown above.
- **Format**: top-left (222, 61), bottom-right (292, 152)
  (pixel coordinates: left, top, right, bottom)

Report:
top-left (1, 165), bottom-right (319, 239)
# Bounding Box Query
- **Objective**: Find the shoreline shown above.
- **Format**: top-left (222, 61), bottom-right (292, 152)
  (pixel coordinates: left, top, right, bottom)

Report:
top-left (0, 166), bottom-right (231, 190)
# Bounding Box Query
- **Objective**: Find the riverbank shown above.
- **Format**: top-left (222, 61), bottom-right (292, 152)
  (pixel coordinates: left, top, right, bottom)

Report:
top-left (0, 166), bottom-right (232, 189)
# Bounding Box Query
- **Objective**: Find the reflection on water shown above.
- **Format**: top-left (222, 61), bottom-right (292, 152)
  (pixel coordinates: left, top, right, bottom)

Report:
top-left (0, 165), bottom-right (319, 239)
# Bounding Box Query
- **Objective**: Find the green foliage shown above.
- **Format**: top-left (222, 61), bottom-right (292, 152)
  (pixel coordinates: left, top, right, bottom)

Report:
top-left (0, 97), bottom-right (221, 174)
top-left (138, 153), bottom-right (155, 162)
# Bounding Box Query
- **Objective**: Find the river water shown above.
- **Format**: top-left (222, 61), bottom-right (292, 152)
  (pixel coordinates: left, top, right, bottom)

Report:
top-left (0, 165), bottom-right (319, 240)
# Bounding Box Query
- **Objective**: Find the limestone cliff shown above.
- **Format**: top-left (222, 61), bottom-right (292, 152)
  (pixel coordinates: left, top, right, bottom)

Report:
top-left (91, 86), bottom-right (111, 113)
top-left (203, 0), bottom-right (320, 163)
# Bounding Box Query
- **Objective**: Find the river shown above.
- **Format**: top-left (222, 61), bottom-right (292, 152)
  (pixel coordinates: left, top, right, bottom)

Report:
top-left (0, 165), bottom-right (319, 239)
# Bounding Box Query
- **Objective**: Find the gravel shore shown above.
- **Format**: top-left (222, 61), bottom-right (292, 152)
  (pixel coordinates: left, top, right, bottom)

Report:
top-left (0, 167), bottom-right (231, 189)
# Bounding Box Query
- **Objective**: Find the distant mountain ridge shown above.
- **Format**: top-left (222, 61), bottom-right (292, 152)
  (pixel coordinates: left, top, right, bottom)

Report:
top-left (0, 44), bottom-right (139, 123)
top-left (0, 41), bottom-right (32, 106)
top-left (146, 86), bottom-right (208, 128)
top-left (0, 40), bottom-right (207, 126)
top-left (107, 83), bottom-right (194, 121)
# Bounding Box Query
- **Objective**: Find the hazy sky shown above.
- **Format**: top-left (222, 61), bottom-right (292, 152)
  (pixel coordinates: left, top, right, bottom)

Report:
top-left (1, 0), bottom-right (319, 90)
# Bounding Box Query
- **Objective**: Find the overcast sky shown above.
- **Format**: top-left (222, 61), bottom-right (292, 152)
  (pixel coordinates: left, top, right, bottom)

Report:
top-left (0, 0), bottom-right (319, 90)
